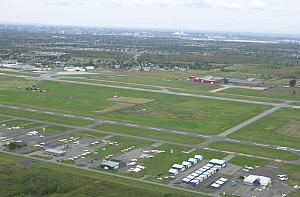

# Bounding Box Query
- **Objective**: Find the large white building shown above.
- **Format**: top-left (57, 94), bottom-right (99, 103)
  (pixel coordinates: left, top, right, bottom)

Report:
top-left (244, 175), bottom-right (271, 187)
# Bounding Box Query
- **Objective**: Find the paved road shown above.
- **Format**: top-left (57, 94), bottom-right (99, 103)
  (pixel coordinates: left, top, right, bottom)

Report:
top-left (0, 150), bottom-right (218, 197)
top-left (218, 105), bottom-right (282, 136)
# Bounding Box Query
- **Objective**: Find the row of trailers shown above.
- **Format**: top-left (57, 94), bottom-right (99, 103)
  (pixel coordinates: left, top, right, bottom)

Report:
top-left (181, 159), bottom-right (226, 187)
top-left (168, 155), bottom-right (204, 177)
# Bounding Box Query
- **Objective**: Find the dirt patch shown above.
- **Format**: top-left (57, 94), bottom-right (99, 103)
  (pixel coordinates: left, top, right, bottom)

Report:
top-left (107, 97), bottom-right (155, 104)
top-left (96, 103), bottom-right (135, 114)
top-left (278, 120), bottom-right (300, 138)
top-left (96, 97), bottom-right (155, 114)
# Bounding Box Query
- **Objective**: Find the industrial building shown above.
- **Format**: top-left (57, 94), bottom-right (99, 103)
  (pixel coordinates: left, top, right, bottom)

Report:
top-left (44, 148), bottom-right (66, 157)
top-left (188, 76), bottom-right (225, 84)
top-left (101, 160), bottom-right (120, 170)
top-left (244, 175), bottom-right (272, 187)
top-left (227, 78), bottom-right (264, 87)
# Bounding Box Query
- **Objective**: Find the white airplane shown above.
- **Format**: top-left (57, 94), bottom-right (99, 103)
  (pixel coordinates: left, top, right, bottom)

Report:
top-left (242, 169), bottom-right (250, 172)
top-left (245, 166), bottom-right (254, 170)
top-left (294, 185), bottom-right (300, 189)
top-left (277, 174), bottom-right (287, 177)
top-left (255, 165), bottom-right (260, 168)
top-left (279, 177), bottom-right (289, 181)
top-left (281, 194), bottom-right (287, 197)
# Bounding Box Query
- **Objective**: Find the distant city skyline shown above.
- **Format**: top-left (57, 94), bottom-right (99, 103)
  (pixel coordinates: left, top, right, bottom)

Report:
top-left (0, 0), bottom-right (300, 34)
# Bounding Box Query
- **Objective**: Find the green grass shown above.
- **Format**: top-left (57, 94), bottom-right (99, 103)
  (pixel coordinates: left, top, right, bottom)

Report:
top-left (0, 116), bottom-right (10, 122)
top-left (221, 87), bottom-right (300, 102)
top-left (0, 152), bottom-right (206, 197)
top-left (0, 70), bottom-right (40, 77)
top-left (0, 119), bottom-right (32, 127)
top-left (142, 144), bottom-right (228, 181)
top-left (94, 124), bottom-right (205, 145)
top-left (229, 155), bottom-right (268, 167)
top-left (0, 80), bottom-right (270, 135)
top-left (92, 136), bottom-right (153, 159)
top-left (229, 108), bottom-right (300, 148)
top-left (209, 142), bottom-right (299, 161)
top-left (0, 107), bottom-right (93, 126)
top-left (42, 125), bottom-right (71, 134)
top-left (22, 122), bottom-right (44, 129)
top-left (31, 155), bottom-right (53, 160)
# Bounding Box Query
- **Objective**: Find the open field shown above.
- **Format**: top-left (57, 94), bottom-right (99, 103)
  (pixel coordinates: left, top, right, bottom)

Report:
top-left (94, 124), bottom-right (205, 145)
top-left (0, 70), bottom-right (40, 77)
top-left (0, 77), bottom-right (36, 90)
top-left (221, 87), bottom-right (300, 102)
top-left (229, 155), bottom-right (268, 167)
top-left (0, 119), bottom-right (32, 127)
top-left (0, 116), bottom-right (10, 122)
top-left (0, 107), bottom-right (93, 126)
top-left (0, 152), bottom-right (201, 197)
top-left (229, 108), bottom-right (300, 148)
top-left (42, 125), bottom-right (71, 134)
top-left (59, 71), bottom-right (220, 91)
top-left (0, 80), bottom-right (270, 135)
top-left (60, 75), bottom-right (283, 104)
top-left (208, 142), bottom-right (299, 161)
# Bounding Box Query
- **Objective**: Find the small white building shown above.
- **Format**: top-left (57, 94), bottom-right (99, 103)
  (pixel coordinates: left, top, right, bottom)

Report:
top-left (168, 168), bottom-right (179, 176)
top-left (209, 159), bottom-right (226, 168)
top-left (194, 155), bottom-right (203, 161)
top-left (182, 161), bottom-right (192, 168)
top-left (244, 175), bottom-right (272, 187)
top-left (188, 158), bottom-right (198, 165)
top-left (172, 164), bottom-right (185, 171)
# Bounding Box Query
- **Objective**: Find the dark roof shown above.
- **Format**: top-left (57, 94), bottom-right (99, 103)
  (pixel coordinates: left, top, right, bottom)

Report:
top-left (228, 78), bottom-right (263, 85)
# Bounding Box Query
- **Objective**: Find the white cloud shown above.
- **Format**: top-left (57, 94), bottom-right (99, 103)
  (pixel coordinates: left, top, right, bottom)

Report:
top-left (250, 0), bottom-right (267, 10)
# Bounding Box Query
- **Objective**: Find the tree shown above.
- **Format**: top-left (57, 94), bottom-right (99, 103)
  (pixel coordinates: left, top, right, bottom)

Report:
top-left (8, 142), bottom-right (17, 150)
top-left (290, 79), bottom-right (297, 87)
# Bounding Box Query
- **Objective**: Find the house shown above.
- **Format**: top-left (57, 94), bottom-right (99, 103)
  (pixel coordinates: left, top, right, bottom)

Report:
top-left (209, 159), bottom-right (226, 168)
top-left (101, 160), bottom-right (120, 170)
top-left (44, 148), bottom-right (66, 157)
top-left (168, 168), bottom-right (179, 177)
top-left (244, 175), bottom-right (271, 187)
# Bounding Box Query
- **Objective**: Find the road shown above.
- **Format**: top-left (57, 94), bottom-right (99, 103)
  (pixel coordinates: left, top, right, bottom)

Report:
top-left (218, 105), bottom-right (282, 136)
top-left (0, 150), bottom-right (218, 197)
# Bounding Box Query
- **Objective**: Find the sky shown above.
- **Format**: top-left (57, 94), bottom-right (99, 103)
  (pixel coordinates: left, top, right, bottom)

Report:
top-left (0, 0), bottom-right (300, 34)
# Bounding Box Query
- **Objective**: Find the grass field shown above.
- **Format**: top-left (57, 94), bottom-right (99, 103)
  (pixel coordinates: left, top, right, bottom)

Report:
top-left (42, 125), bottom-right (71, 134)
top-left (229, 155), bottom-right (268, 167)
top-left (142, 144), bottom-right (228, 181)
top-left (94, 124), bottom-right (205, 145)
top-left (0, 80), bottom-right (270, 135)
top-left (0, 119), bottom-right (32, 127)
top-left (0, 116), bottom-right (10, 122)
top-left (0, 75), bottom-right (36, 90)
top-left (229, 108), bottom-right (300, 148)
top-left (22, 122), bottom-right (44, 129)
top-left (221, 87), bottom-right (300, 102)
top-left (0, 152), bottom-right (202, 197)
top-left (0, 107), bottom-right (93, 126)
top-left (208, 142), bottom-right (299, 161)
